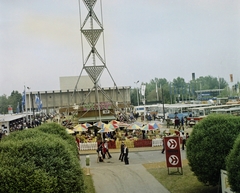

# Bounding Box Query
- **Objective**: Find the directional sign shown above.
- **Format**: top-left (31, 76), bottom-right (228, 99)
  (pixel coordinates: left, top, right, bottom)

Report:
top-left (164, 136), bottom-right (182, 168)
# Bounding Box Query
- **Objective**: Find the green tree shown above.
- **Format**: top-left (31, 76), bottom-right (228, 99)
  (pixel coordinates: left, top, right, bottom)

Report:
top-left (0, 94), bottom-right (8, 114)
top-left (8, 91), bottom-right (22, 113)
top-left (172, 77), bottom-right (187, 101)
top-left (226, 134), bottom-right (240, 192)
top-left (187, 114), bottom-right (240, 186)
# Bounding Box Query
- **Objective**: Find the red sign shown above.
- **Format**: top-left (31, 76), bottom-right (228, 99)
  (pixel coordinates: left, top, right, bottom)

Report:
top-left (164, 136), bottom-right (182, 168)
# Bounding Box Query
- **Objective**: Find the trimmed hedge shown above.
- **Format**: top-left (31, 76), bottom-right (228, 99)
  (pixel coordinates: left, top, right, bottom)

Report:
top-left (226, 134), bottom-right (240, 192)
top-left (0, 123), bottom-right (85, 193)
top-left (187, 114), bottom-right (240, 186)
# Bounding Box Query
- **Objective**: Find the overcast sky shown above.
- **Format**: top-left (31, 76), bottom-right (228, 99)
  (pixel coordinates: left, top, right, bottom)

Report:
top-left (1, 0), bottom-right (240, 96)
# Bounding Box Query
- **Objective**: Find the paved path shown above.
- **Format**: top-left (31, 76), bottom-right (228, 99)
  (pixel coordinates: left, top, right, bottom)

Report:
top-left (91, 164), bottom-right (170, 193)
top-left (80, 148), bottom-right (186, 193)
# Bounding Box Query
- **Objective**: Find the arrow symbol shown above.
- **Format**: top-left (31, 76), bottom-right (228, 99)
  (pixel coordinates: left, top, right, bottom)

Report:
top-left (169, 155), bottom-right (179, 165)
top-left (167, 139), bottom-right (177, 149)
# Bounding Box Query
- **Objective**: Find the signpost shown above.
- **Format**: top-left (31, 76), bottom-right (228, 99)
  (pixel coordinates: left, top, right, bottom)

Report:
top-left (164, 136), bottom-right (183, 175)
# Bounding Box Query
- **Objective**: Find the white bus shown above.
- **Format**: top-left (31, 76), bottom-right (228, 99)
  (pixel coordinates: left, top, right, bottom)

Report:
top-left (210, 106), bottom-right (240, 116)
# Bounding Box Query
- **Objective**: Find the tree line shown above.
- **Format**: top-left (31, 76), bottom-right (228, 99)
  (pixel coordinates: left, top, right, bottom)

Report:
top-left (0, 91), bottom-right (22, 114)
top-left (0, 75), bottom-right (239, 114)
top-left (130, 75), bottom-right (240, 106)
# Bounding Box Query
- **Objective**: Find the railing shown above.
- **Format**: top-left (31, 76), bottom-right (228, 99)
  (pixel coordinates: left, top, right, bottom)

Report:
top-left (152, 138), bottom-right (163, 147)
top-left (80, 142), bottom-right (98, 151)
top-left (79, 139), bottom-right (163, 150)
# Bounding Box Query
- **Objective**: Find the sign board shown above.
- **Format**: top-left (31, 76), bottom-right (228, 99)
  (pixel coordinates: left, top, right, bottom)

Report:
top-left (102, 110), bottom-right (110, 114)
top-left (221, 169), bottom-right (234, 193)
top-left (164, 136), bottom-right (182, 168)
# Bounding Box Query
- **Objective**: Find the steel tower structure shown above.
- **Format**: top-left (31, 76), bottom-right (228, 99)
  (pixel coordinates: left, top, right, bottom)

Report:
top-left (74, 0), bottom-right (128, 121)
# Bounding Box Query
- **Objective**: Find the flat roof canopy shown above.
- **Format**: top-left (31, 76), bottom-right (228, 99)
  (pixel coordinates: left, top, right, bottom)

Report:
top-left (78, 115), bottom-right (116, 123)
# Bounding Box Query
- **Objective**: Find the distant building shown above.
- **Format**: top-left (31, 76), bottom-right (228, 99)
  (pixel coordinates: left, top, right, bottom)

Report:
top-left (26, 76), bottom-right (131, 123)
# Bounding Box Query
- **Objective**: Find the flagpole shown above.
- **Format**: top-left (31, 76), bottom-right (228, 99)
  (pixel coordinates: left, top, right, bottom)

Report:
top-left (156, 82), bottom-right (159, 102)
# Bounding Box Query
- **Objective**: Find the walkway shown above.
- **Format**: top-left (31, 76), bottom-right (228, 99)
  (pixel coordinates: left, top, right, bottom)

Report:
top-left (80, 147), bottom-right (185, 193)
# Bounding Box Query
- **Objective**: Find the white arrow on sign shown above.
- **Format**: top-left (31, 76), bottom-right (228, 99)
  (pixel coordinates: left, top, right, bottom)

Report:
top-left (168, 155), bottom-right (179, 165)
top-left (167, 139), bottom-right (177, 149)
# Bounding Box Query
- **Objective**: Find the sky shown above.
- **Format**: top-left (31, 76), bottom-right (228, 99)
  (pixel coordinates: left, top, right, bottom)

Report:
top-left (1, 0), bottom-right (240, 96)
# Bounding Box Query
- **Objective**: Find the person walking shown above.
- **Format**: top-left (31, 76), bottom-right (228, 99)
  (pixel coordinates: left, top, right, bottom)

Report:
top-left (182, 132), bottom-right (186, 150)
top-left (123, 144), bottom-right (129, 165)
top-left (181, 117), bottom-right (184, 130)
top-left (96, 143), bottom-right (104, 162)
top-left (119, 141), bottom-right (124, 161)
top-left (104, 140), bottom-right (112, 159)
top-left (161, 136), bottom-right (165, 154)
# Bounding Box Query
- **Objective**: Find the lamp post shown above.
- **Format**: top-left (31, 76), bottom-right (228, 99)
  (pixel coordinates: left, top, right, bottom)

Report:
top-left (134, 81), bottom-right (139, 106)
top-left (141, 83), bottom-right (146, 121)
top-left (27, 87), bottom-right (31, 125)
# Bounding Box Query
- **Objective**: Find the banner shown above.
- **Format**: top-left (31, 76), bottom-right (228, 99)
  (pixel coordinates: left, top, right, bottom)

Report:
top-left (230, 74), bottom-right (233, 82)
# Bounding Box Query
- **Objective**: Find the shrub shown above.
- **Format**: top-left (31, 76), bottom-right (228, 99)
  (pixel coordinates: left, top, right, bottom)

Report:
top-left (186, 114), bottom-right (240, 186)
top-left (0, 125), bottom-right (85, 193)
top-left (226, 134), bottom-right (240, 192)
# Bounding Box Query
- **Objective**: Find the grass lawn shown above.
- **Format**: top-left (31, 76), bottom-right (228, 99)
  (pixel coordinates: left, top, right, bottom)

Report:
top-left (143, 159), bottom-right (220, 193)
top-left (82, 168), bottom-right (96, 193)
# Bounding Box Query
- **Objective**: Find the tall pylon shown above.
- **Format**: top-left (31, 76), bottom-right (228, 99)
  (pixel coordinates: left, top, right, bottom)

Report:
top-left (72, 0), bottom-right (129, 121)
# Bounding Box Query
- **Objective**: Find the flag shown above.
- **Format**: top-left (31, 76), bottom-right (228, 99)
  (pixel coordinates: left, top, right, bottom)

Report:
top-left (22, 90), bottom-right (26, 106)
top-left (38, 101), bottom-right (43, 111)
top-left (141, 84), bottom-right (146, 96)
top-left (35, 94), bottom-right (42, 111)
top-left (21, 87), bottom-right (26, 112)
top-left (35, 95), bottom-right (40, 106)
top-left (230, 74), bottom-right (233, 82)
top-left (155, 82), bottom-right (158, 93)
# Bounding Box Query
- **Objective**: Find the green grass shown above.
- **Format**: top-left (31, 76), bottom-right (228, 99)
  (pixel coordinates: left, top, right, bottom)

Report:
top-left (83, 168), bottom-right (96, 193)
top-left (143, 160), bottom-right (220, 193)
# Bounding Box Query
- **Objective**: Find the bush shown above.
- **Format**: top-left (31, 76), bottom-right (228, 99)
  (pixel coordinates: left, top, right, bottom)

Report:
top-left (0, 124), bottom-right (85, 193)
top-left (186, 114), bottom-right (240, 186)
top-left (226, 134), bottom-right (240, 192)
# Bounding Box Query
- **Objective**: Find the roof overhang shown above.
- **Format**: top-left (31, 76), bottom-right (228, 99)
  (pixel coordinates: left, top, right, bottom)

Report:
top-left (78, 115), bottom-right (116, 123)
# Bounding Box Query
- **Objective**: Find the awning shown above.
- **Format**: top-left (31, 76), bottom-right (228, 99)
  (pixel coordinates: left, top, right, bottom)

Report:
top-left (0, 114), bottom-right (27, 122)
top-left (78, 115), bottom-right (116, 123)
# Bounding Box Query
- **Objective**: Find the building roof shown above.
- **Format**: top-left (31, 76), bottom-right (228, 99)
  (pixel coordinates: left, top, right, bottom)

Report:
top-left (0, 114), bottom-right (26, 123)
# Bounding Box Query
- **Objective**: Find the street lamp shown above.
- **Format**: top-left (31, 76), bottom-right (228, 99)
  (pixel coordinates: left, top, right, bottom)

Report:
top-left (27, 87), bottom-right (31, 124)
top-left (141, 83), bottom-right (146, 121)
top-left (134, 81), bottom-right (139, 106)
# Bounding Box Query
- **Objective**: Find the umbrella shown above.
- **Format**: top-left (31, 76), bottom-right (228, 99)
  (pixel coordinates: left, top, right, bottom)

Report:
top-left (98, 125), bottom-right (114, 133)
top-left (141, 123), bottom-right (156, 131)
top-left (73, 124), bottom-right (88, 132)
top-left (66, 128), bottom-right (74, 134)
top-left (149, 122), bottom-right (162, 129)
top-left (118, 122), bottom-right (130, 127)
top-left (109, 120), bottom-right (120, 125)
top-left (133, 121), bottom-right (143, 127)
top-left (93, 121), bottom-right (106, 128)
top-left (108, 122), bottom-right (119, 129)
top-left (149, 121), bottom-right (163, 129)
top-left (81, 122), bottom-right (92, 128)
top-left (127, 123), bottom-right (141, 130)
top-left (105, 123), bottom-right (117, 130)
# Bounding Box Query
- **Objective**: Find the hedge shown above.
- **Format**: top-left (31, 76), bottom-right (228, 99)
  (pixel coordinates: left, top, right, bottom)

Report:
top-left (0, 123), bottom-right (85, 193)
